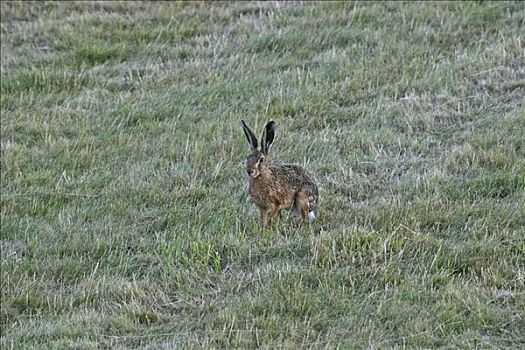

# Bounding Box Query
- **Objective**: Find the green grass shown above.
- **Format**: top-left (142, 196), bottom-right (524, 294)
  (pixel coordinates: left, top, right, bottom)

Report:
top-left (1, 1), bottom-right (524, 348)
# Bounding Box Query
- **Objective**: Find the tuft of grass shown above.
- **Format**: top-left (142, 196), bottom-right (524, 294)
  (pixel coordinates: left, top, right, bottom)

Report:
top-left (1, 1), bottom-right (524, 348)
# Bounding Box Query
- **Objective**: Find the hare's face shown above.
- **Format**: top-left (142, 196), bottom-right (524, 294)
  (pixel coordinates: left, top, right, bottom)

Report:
top-left (246, 150), bottom-right (266, 178)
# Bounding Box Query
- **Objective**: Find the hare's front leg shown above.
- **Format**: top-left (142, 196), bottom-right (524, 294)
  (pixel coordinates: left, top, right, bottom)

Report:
top-left (269, 206), bottom-right (280, 223)
top-left (259, 207), bottom-right (271, 227)
top-left (259, 205), bottom-right (279, 227)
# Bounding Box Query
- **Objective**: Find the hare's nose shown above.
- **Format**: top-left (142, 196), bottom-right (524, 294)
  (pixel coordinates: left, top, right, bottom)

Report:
top-left (247, 169), bottom-right (254, 176)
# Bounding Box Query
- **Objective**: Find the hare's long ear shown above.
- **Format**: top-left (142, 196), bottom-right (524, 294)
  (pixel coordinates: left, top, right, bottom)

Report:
top-left (261, 121), bottom-right (276, 155)
top-left (241, 120), bottom-right (258, 150)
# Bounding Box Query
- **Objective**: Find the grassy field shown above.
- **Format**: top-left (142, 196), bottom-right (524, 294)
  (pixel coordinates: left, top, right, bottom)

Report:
top-left (1, 1), bottom-right (524, 348)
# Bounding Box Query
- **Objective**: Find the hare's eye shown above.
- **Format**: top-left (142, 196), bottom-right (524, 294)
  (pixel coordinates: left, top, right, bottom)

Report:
top-left (259, 157), bottom-right (264, 163)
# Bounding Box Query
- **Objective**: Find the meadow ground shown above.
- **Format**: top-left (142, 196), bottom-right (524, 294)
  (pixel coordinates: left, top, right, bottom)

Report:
top-left (1, 1), bottom-right (524, 348)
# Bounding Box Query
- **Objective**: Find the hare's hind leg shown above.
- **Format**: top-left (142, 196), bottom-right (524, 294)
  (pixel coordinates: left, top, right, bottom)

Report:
top-left (294, 192), bottom-right (310, 223)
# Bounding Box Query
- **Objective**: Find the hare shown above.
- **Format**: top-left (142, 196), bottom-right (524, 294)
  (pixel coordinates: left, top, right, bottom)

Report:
top-left (241, 120), bottom-right (319, 227)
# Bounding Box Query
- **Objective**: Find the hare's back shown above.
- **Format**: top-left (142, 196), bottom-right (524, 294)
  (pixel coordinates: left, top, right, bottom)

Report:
top-left (269, 164), bottom-right (318, 199)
